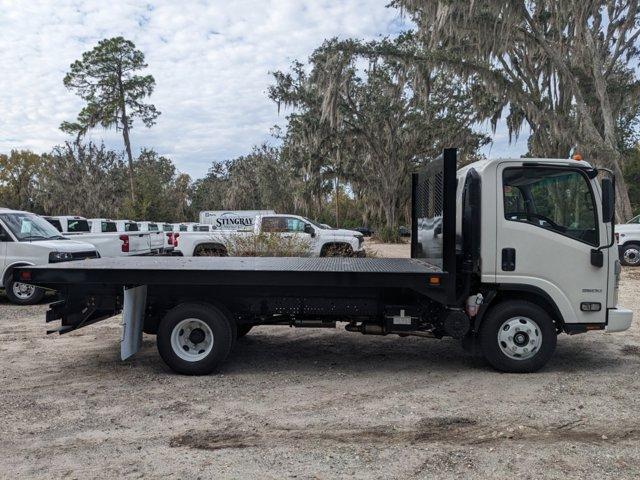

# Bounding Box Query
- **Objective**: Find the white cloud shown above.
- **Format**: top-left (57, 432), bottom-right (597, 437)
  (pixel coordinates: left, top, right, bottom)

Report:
top-left (0, 0), bottom-right (526, 178)
top-left (0, 0), bottom-right (411, 178)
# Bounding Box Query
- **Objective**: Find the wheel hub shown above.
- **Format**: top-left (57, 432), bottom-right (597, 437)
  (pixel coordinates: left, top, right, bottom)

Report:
top-left (624, 248), bottom-right (639, 264)
top-left (189, 328), bottom-right (205, 344)
top-left (13, 282), bottom-right (35, 299)
top-left (170, 318), bottom-right (214, 362)
top-left (497, 316), bottom-right (542, 360)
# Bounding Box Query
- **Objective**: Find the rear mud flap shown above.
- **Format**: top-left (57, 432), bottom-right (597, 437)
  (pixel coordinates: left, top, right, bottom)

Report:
top-left (121, 285), bottom-right (147, 360)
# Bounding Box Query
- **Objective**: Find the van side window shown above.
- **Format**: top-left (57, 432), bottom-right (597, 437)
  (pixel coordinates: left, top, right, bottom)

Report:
top-left (503, 167), bottom-right (598, 245)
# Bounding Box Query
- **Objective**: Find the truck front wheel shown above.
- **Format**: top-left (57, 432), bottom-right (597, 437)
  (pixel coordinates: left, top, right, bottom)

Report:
top-left (156, 303), bottom-right (235, 375)
top-left (5, 279), bottom-right (45, 305)
top-left (479, 300), bottom-right (557, 373)
top-left (620, 243), bottom-right (640, 266)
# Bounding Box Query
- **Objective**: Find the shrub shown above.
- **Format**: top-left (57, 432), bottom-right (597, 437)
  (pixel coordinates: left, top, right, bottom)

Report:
top-left (373, 226), bottom-right (402, 244)
top-left (222, 232), bottom-right (311, 257)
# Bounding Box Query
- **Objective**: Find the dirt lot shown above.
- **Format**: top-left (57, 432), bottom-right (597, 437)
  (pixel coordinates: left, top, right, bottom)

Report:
top-left (1, 244), bottom-right (640, 479)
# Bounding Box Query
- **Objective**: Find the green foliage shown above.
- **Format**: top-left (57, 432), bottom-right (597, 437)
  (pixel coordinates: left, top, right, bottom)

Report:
top-left (623, 146), bottom-right (640, 216)
top-left (61, 36), bottom-right (160, 203)
top-left (37, 143), bottom-right (129, 218)
top-left (128, 149), bottom-right (193, 221)
top-left (0, 150), bottom-right (45, 212)
top-left (61, 37), bottom-right (159, 137)
top-left (373, 226), bottom-right (402, 244)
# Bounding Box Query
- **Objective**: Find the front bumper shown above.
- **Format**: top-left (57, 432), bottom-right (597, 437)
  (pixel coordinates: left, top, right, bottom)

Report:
top-left (606, 307), bottom-right (633, 332)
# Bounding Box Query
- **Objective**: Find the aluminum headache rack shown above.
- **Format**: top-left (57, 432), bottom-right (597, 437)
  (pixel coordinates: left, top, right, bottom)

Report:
top-left (411, 148), bottom-right (458, 304)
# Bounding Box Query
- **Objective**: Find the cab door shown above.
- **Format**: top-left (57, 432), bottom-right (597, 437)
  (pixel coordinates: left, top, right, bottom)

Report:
top-left (495, 163), bottom-right (608, 324)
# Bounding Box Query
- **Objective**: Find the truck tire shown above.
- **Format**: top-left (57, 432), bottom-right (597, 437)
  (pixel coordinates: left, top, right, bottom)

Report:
top-left (4, 279), bottom-right (45, 305)
top-left (620, 243), bottom-right (640, 266)
top-left (237, 324), bottom-right (253, 338)
top-left (479, 300), bottom-right (557, 373)
top-left (156, 303), bottom-right (235, 375)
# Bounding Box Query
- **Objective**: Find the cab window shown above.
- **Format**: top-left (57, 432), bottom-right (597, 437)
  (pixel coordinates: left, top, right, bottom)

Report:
top-left (503, 167), bottom-right (598, 245)
top-left (147, 223), bottom-right (158, 231)
top-left (285, 217), bottom-right (306, 233)
top-left (261, 217), bottom-right (287, 232)
top-left (67, 219), bottom-right (90, 232)
top-left (124, 222), bottom-right (139, 232)
top-left (628, 215), bottom-right (640, 224)
top-left (102, 222), bottom-right (117, 233)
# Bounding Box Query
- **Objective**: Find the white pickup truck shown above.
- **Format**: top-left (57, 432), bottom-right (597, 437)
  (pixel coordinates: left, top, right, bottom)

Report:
top-left (137, 221), bottom-right (170, 254)
top-left (616, 214), bottom-right (640, 266)
top-left (171, 213), bottom-right (365, 257)
top-left (0, 209), bottom-right (99, 304)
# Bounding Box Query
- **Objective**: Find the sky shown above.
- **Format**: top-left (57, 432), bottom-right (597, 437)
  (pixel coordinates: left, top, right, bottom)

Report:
top-left (0, 0), bottom-right (527, 179)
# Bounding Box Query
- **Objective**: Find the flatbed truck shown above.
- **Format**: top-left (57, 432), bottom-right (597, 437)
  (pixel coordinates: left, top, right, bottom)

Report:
top-left (15, 149), bottom-right (633, 374)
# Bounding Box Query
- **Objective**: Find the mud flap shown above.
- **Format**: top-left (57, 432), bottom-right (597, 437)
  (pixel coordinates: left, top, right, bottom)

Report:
top-left (121, 285), bottom-right (147, 360)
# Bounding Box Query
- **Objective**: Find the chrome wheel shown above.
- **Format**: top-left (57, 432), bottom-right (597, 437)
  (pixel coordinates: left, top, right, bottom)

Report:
top-left (170, 318), bottom-right (214, 362)
top-left (497, 316), bottom-right (542, 361)
top-left (12, 282), bottom-right (36, 300)
top-left (623, 247), bottom-right (640, 266)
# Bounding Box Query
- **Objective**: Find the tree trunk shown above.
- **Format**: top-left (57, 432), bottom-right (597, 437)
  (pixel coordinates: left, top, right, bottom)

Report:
top-left (335, 177), bottom-right (340, 228)
top-left (122, 121), bottom-right (136, 205)
top-left (117, 71), bottom-right (136, 205)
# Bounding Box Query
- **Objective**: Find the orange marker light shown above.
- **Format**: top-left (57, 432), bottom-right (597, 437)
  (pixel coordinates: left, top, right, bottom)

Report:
top-left (429, 276), bottom-right (440, 285)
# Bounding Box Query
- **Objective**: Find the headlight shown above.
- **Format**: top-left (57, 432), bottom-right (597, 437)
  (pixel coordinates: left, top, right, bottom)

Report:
top-left (49, 251), bottom-right (74, 263)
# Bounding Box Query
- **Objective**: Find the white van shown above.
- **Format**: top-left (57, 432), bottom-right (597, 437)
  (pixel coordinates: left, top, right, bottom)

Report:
top-left (0, 209), bottom-right (99, 304)
top-left (199, 210), bottom-right (275, 231)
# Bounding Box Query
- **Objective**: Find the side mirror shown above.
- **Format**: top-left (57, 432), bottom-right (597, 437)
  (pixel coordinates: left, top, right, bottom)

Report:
top-left (304, 224), bottom-right (315, 237)
top-left (602, 177), bottom-right (615, 223)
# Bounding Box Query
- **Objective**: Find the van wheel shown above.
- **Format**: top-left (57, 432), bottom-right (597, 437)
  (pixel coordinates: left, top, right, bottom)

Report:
top-left (157, 303), bottom-right (235, 375)
top-left (479, 300), bottom-right (557, 373)
top-left (621, 244), bottom-right (640, 266)
top-left (5, 279), bottom-right (45, 305)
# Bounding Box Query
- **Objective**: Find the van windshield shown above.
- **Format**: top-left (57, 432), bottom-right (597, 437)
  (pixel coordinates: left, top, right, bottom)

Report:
top-left (0, 213), bottom-right (65, 241)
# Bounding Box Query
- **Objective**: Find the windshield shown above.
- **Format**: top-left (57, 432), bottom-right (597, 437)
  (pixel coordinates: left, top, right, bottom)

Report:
top-left (0, 213), bottom-right (64, 241)
top-left (304, 218), bottom-right (326, 229)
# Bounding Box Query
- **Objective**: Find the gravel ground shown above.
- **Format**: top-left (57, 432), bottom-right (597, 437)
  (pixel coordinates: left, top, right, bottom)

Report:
top-left (1, 246), bottom-right (640, 479)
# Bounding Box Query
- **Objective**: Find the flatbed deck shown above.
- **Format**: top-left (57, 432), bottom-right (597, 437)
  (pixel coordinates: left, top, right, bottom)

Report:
top-left (19, 257), bottom-right (445, 295)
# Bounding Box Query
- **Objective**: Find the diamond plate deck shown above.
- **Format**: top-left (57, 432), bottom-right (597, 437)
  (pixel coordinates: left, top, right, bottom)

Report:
top-left (25, 256), bottom-right (441, 274)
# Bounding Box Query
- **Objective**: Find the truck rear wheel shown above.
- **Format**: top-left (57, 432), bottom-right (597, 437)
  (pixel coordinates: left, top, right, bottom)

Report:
top-left (621, 243), bottom-right (640, 266)
top-left (5, 279), bottom-right (45, 305)
top-left (156, 303), bottom-right (235, 375)
top-left (479, 300), bottom-right (557, 373)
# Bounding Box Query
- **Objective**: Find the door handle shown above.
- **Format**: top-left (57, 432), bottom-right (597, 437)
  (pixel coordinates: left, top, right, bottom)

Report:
top-left (502, 248), bottom-right (516, 271)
